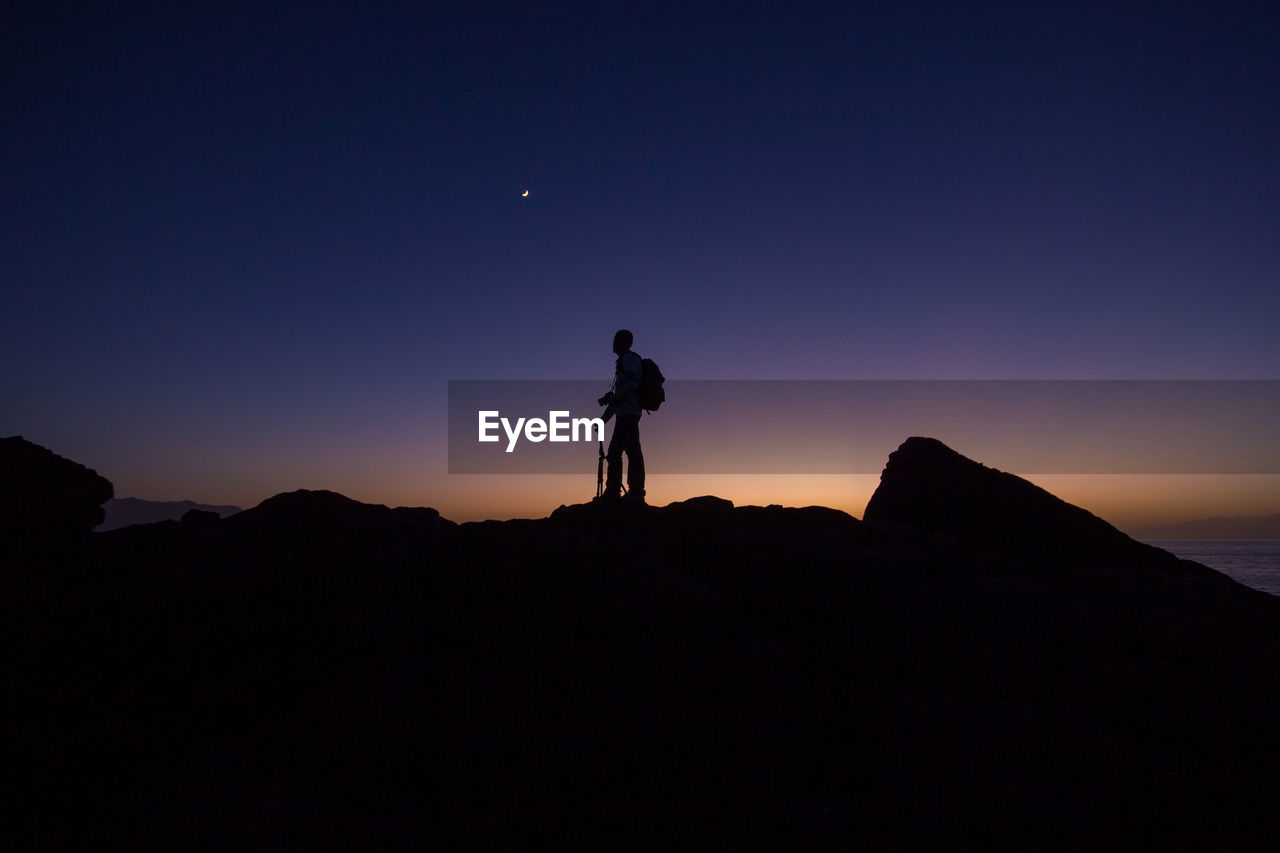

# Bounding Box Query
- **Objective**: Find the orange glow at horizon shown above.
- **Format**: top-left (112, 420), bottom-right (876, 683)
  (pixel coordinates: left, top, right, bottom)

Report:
top-left (112, 459), bottom-right (1280, 534)
top-left (94, 412), bottom-right (1279, 533)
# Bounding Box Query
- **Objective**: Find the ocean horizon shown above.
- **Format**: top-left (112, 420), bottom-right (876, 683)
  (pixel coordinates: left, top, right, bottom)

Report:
top-left (1144, 539), bottom-right (1280, 596)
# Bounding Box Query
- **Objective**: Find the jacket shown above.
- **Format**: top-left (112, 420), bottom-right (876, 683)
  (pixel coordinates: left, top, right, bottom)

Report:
top-left (611, 350), bottom-right (643, 417)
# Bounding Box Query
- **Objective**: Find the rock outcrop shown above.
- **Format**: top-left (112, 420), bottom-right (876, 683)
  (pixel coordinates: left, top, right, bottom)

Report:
top-left (1, 436), bottom-right (113, 554)
top-left (864, 436), bottom-right (1222, 578)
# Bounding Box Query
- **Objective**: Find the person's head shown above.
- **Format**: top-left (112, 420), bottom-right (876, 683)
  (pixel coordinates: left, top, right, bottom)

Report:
top-left (612, 329), bottom-right (633, 355)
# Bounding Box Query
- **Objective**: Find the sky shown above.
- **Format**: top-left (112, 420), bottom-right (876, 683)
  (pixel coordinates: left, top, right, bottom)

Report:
top-left (4, 1), bottom-right (1278, 527)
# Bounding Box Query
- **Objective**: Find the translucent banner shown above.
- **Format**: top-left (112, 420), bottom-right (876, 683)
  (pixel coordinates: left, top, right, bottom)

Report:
top-left (447, 380), bottom-right (1280, 474)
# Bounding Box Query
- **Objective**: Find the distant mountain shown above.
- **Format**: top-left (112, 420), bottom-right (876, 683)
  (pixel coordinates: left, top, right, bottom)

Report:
top-left (97, 497), bottom-right (242, 531)
top-left (1133, 513), bottom-right (1280, 540)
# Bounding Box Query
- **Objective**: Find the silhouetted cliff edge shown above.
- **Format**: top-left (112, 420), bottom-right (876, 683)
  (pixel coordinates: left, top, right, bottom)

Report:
top-left (7, 437), bottom-right (1280, 849)
top-left (866, 436), bottom-right (1225, 577)
top-left (1, 436), bottom-right (112, 579)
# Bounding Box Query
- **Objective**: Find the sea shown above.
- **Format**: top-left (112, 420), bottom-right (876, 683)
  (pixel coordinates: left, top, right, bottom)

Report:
top-left (1143, 540), bottom-right (1280, 597)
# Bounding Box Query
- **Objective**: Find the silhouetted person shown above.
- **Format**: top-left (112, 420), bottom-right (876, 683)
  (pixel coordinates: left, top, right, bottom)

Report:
top-left (597, 329), bottom-right (645, 501)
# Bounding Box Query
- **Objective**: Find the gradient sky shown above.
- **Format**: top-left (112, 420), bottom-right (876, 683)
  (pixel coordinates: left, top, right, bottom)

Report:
top-left (4, 1), bottom-right (1278, 526)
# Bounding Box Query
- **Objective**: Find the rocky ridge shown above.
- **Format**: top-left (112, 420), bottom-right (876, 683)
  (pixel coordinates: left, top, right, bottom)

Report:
top-left (5, 435), bottom-right (1279, 848)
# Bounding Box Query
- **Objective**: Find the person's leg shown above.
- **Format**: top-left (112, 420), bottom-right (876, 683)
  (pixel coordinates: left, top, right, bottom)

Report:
top-left (619, 415), bottom-right (644, 496)
top-left (604, 419), bottom-right (627, 496)
top-left (611, 414), bottom-right (645, 494)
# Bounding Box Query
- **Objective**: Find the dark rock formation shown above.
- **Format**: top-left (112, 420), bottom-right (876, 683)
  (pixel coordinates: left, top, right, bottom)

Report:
top-left (229, 487), bottom-right (444, 527)
top-left (1, 436), bottom-right (112, 560)
top-left (8, 438), bottom-right (1280, 849)
top-left (179, 508), bottom-right (221, 530)
top-left (864, 436), bottom-right (1223, 579)
top-left (97, 497), bottom-right (242, 531)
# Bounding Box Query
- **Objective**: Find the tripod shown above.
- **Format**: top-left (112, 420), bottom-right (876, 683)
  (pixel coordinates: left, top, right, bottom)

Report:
top-left (595, 440), bottom-right (625, 499)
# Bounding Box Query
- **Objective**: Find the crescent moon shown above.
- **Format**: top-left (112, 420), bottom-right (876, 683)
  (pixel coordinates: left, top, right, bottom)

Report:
top-left (521, 189), bottom-right (530, 197)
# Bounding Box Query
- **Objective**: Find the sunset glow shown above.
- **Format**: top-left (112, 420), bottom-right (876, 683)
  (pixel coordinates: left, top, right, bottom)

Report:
top-left (3, 3), bottom-right (1276, 528)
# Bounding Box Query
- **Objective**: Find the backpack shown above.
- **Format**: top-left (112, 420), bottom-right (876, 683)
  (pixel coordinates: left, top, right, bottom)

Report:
top-left (637, 355), bottom-right (665, 412)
